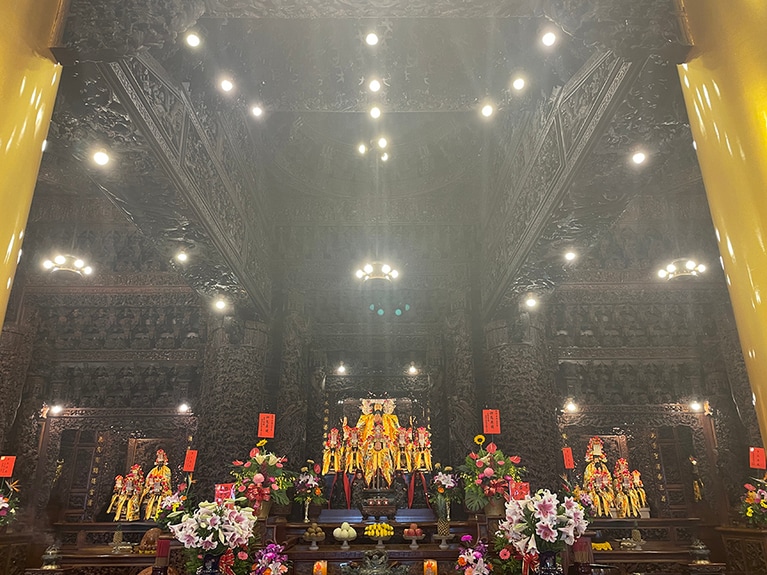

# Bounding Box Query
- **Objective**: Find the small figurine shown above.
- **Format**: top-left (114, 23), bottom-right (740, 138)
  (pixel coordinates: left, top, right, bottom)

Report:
top-left (612, 458), bottom-right (640, 518)
top-left (106, 475), bottom-right (123, 515)
top-left (113, 464), bottom-right (143, 521)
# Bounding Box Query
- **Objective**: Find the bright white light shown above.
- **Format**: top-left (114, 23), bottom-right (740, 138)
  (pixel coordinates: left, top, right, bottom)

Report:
top-left (364, 264), bottom-right (373, 274)
top-left (176, 252), bottom-right (188, 262)
top-left (83, 266), bottom-right (93, 275)
top-left (541, 32), bottom-right (557, 46)
top-left (50, 405), bottom-right (63, 415)
top-left (512, 77), bottom-right (526, 91)
top-left (365, 33), bottom-right (379, 46)
top-left (632, 151), bottom-right (647, 164)
top-left (408, 365), bottom-right (418, 375)
top-left (42, 139), bottom-right (48, 152)
top-left (251, 105), bottom-right (263, 117)
top-left (220, 79), bottom-right (234, 92)
top-left (685, 260), bottom-right (696, 270)
top-left (564, 400), bottom-right (578, 413)
top-left (178, 403), bottom-right (191, 413)
top-left (337, 363), bottom-right (346, 374)
top-left (185, 33), bottom-right (201, 47)
top-left (43, 259), bottom-right (53, 269)
top-left (369, 79), bottom-right (381, 92)
top-left (358, 144), bottom-right (367, 154)
top-left (525, 297), bottom-right (537, 308)
top-left (658, 269), bottom-right (668, 278)
top-left (377, 137), bottom-right (387, 149)
top-left (74, 259), bottom-right (84, 268)
top-left (666, 263), bottom-right (676, 273)
top-left (565, 251), bottom-right (576, 261)
top-left (370, 106), bottom-right (381, 119)
top-left (214, 299), bottom-right (227, 310)
top-left (689, 401), bottom-right (702, 412)
top-left (381, 264), bottom-right (391, 274)
top-left (92, 151), bottom-right (110, 165)
top-left (380, 152), bottom-right (389, 161)
top-left (355, 269), bottom-right (364, 278)
top-left (481, 104), bottom-right (494, 117)
top-left (390, 270), bottom-right (399, 278)
top-left (697, 264), bottom-right (706, 273)
top-left (54, 255), bottom-right (66, 265)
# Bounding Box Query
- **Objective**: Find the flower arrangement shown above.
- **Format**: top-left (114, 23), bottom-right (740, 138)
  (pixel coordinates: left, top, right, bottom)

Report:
top-left (456, 535), bottom-right (493, 575)
top-left (430, 465), bottom-right (463, 502)
top-left (0, 480), bottom-right (19, 527)
top-left (495, 489), bottom-right (588, 572)
top-left (231, 440), bottom-right (292, 508)
top-left (741, 479), bottom-right (767, 527)
top-left (252, 542), bottom-right (290, 575)
top-left (459, 435), bottom-right (523, 511)
top-left (293, 461), bottom-right (327, 505)
top-left (169, 499), bottom-right (256, 555)
top-left (156, 479), bottom-right (191, 530)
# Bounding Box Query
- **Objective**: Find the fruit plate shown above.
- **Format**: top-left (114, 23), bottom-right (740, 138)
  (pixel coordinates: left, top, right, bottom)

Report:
top-left (371, 535), bottom-right (392, 550)
top-left (303, 533), bottom-right (326, 550)
top-left (404, 533), bottom-right (425, 549)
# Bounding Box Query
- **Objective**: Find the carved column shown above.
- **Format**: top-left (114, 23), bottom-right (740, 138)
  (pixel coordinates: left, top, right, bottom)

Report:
top-left (484, 312), bottom-right (560, 488)
top-left (195, 315), bottom-right (269, 495)
top-left (274, 308), bottom-right (310, 466)
top-left (443, 305), bottom-right (481, 465)
top-left (0, 323), bottom-right (35, 451)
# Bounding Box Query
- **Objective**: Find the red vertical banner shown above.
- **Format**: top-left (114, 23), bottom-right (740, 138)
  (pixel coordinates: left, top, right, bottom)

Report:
top-left (183, 450), bottom-right (198, 472)
top-left (258, 413), bottom-right (276, 438)
top-left (0, 456), bottom-right (16, 477)
top-left (750, 446), bottom-right (767, 469)
top-left (482, 409), bottom-right (501, 435)
top-left (562, 447), bottom-right (575, 469)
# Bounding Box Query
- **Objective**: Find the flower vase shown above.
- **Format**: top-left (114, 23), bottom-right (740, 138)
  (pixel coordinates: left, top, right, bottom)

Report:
top-left (484, 497), bottom-right (505, 518)
top-left (256, 500), bottom-right (272, 520)
top-left (198, 553), bottom-right (221, 575)
top-left (303, 499), bottom-right (311, 523)
top-left (535, 551), bottom-right (561, 575)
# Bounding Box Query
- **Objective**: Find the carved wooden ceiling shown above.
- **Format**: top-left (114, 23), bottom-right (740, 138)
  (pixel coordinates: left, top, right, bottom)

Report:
top-left (36, 0), bottom-right (699, 323)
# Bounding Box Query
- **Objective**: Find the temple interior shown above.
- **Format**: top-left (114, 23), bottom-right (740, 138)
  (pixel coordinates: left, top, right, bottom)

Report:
top-left (2, 2), bottom-right (767, 575)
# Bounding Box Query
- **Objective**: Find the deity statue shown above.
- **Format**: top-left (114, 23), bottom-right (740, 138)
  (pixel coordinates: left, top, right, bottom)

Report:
top-left (363, 423), bottom-right (394, 487)
top-left (356, 399), bottom-right (400, 445)
top-left (343, 425), bottom-right (364, 474)
top-left (612, 458), bottom-right (640, 518)
top-left (393, 427), bottom-right (413, 471)
top-left (113, 464), bottom-right (144, 521)
top-left (632, 468), bottom-right (648, 507)
top-left (322, 427), bottom-right (344, 475)
top-left (411, 427), bottom-right (432, 471)
top-left (141, 449), bottom-right (172, 520)
top-left (106, 475), bottom-right (123, 515)
top-left (583, 437), bottom-right (613, 517)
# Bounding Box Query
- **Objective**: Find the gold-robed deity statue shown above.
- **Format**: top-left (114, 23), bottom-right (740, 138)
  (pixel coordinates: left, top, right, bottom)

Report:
top-left (612, 458), bottom-right (641, 518)
top-left (393, 427), bottom-right (414, 471)
top-left (141, 449), bottom-right (172, 520)
top-left (583, 437), bottom-right (614, 517)
top-left (106, 475), bottom-right (123, 515)
top-left (343, 425), bottom-right (364, 474)
top-left (363, 423), bottom-right (394, 486)
top-left (412, 427), bottom-right (432, 471)
top-left (113, 464), bottom-right (144, 521)
top-left (322, 427), bottom-right (344, 475)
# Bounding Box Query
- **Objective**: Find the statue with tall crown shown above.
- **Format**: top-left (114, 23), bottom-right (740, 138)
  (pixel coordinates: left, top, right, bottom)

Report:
top-left (141, 449), bottom-right (172, 520)
top-left (393, 427), bottom-right (413, 471)
top-left (412, 427), bottom-right (432, 471)
top-left (113, 464), bottom-right (143, 521)
top-left (322, 427), bottom-right (344, 475)
top-left (583, 437), bottom-right (614, 517)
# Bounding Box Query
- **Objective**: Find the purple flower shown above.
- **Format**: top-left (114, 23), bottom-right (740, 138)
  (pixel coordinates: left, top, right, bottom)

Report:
top-left (461, 534), bottom-right (474, 542)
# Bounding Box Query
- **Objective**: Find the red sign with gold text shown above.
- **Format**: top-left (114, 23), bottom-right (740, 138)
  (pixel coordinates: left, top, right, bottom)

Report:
top-left (258, 413), bottom-right (276, 438)
top-left (562, 447), bottom-right (575, 469)
top-left (0, 456), bottom-right (16, 478)
top-left (509, 481), bottom-right (530, 500)
top-left (482, 409), bottom-right (501, 435)
top-left (750, 447), bottom-right (767, 469)
top-left (183, 450), bottom-right (198, 472)
top-left (215, 483), bottom-right (235, 504)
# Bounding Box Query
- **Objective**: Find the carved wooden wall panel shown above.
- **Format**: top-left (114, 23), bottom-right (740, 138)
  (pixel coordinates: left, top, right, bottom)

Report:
top-left (0, 325), bottom-right (34, 452)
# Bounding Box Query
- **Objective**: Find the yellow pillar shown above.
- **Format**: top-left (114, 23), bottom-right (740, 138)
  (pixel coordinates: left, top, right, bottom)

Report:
top-left (678, 1), bottom-right (767, 444)
top-left (0, 0), bottom-right (65, 326)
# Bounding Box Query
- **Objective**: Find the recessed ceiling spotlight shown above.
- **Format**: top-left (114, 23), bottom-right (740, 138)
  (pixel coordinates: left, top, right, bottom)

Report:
top-left (481, 104), bottom-right (494, 117)
top-left (214, 298), bottom-right (227, 311)
top-left (251, 105), bottom-right (263, 117)
top-left (220, 78), bottom-right (234, 92)
top-left (369, 79), bottom-right (381, 92)
top-left (92, 150), bottom-right (110, 166)
top-left (50, 405), bottom-right (63, 415)
top-left (689, 400), bottom-right (702, 412)
top-left (632, 151), bottom-right (647, 164)
top-left (337, 362), bottom-right (347, 374)
top-left (370, 106), bottom-right (381, 119)
top-left (564, 399), bottom-right (578, 413)
top-left (365, 32), bottom-right (379, 46)
top-left (408, 363), bottom-right (418, 375)
top-left (381, 152), bottom-right (389, 161)
top-left (512, 77), bottom-right (526, 91)
top-left (185, 32), bottom-right (201, 47)
top-left (358, 143), bottom-right (367, 155)
top-left (178, 402), bottom-right (191, 413)
top-left (541, 31), bottom-right (557, 46)
top-left (377, 137), bottom-right (387, 149)
top-left (176, 252), bottom-right (188, 262)
top-left (525, 295), bottom-right (538, 308)
top-left (565, 251), bottom-right (577, 261)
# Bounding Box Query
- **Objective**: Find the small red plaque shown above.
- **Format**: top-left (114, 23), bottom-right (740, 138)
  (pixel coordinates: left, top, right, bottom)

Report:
top-left (0, 456), bottom-right (16, 478)
top-left (258, 413), bottom-right (276, 438)
top-left (183, 449), bottom-right (198, 472)
top-left (750, 446), bottom-right (767, 469)
top-left (482, 409), bottom-right (501, 435)
top-left (562, 447), bottom-right (575, 469)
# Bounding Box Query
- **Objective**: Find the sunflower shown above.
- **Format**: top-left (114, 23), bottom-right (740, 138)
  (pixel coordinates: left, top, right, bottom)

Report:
top-left (257, 439), bottom-right (268, 447)
top-left (474, 435), bottom-right (486, 446)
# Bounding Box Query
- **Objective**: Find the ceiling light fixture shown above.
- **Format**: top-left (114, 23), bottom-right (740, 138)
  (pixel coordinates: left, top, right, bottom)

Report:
top-left (355, 261), bottom-right (399, 281)
top-left (185, 32), bottom-right (201, 47)
top-left (380, 152), bottom-right (389, 161)
top-left (689, 400), bottom-right (702, 412)
top-left (251, 105), bottom-right (263, 117)
top-left (481, 104), bottom-right (494, 117)
top-left (657, 258), bottom-right (707, 280)
top-left (358, 143), bottom-right (367, 155)
top-left (220, 79), bottom-right (234, 92)
top-left (92, 150), bottom-right (110, 166)
top-left (369, 79), bottom-right (381, 92)
top-left (370, 106), bottom-right (381, 119)
top-left (337, 362), bottom-right (347, 374)
top-left (178, 403), bottom-right (191, 413)
top-left (408, 362), bottom-right (418, 375)
top-left (541, 31), bottom-right (557, 46)
top-left (213, 298), bottom-right (227, 311)
top-left (565, 251), bottom-right (577, 261)
top-left (377, 137), bottom-right (388, 149)
top-left (524, 295), bottom-right (538, 308)
top-left (50, 405), bottom-right (63, 415)
top-left (512, 77), bottom-right (526, 91)
top-left (42, 254), bottom-right (94, 277)
top-left (632, 151), bottom-right (647, 164)
top-left (564, 399), bottom-right (578, 413)
top-left (365, 33), bottom-right (379, 46)
top-left (175, 252), bottom-right (188, 263)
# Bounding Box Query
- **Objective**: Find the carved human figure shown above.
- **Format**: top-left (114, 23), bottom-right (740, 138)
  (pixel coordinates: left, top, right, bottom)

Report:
top-left (393, 427), bottom-right (413, 472)
top-left (322, 427), bottom-right (344, 475)
top-left (412, 427), bottom-right (432, 471)
top-left (141, 449), bottom-right (172, 520)
top-left (113, 465), bottom-right (144, 522)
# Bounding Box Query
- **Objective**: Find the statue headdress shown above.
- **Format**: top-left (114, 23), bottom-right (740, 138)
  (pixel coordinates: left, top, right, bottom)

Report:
top-left (585, 436), bottom-right (607, 462)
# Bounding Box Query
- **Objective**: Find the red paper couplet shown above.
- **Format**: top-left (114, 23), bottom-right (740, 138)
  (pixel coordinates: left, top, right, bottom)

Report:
top-left (562, 447), bottom-right (575, 469)
top-left (482, 409), bottom-right (501, 435)
top-left (0, 456), bottom-right (16, 477)
top-left (509, 481), bottom-right (530, 500)
top-left (183, 449), bottom-right (198, 472)
top-left (258, 413), bottom-right (276, 438)
top-left (750, 446), bottom-right (767, 469)
top-left (215, 483), bottom-right (235, 504)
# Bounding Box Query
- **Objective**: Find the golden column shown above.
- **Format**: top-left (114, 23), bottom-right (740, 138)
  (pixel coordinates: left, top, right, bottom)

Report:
top-left (677, 1), bottom-right (767, 444)
top-left (0, 0), bottom-right (65, 326)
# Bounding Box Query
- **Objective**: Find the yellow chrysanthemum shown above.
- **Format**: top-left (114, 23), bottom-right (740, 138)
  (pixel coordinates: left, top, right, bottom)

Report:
top-left (474, 435), bottom-right (486, 446)
top-left (257, 439), bottom-right (268, 447)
